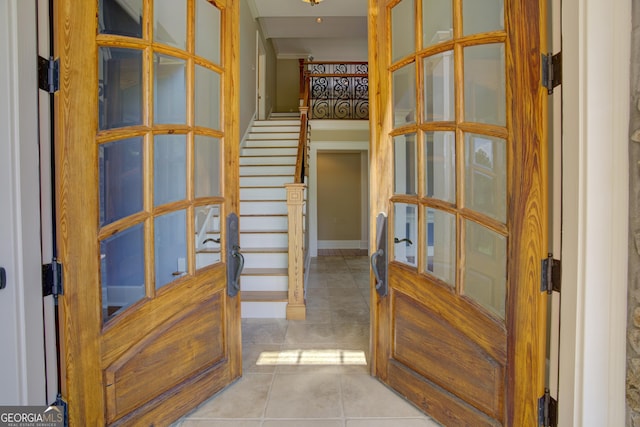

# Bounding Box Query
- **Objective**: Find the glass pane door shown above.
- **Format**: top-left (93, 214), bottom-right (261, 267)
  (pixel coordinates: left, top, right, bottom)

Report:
top-left (97, 0), bottom-right (224, 323)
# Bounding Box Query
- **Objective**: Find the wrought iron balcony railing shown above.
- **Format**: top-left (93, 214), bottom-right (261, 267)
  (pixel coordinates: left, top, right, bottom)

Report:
top-left (304, 61), bottom-right (369, 120)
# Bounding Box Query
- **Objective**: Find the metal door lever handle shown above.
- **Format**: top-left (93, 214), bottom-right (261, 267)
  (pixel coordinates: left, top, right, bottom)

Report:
top-left (394, 237), bottom-right (413, 245)
top-left (370, 249), bottom-right (384, 292)
top-left (0, 267), bottom-right (6, 290)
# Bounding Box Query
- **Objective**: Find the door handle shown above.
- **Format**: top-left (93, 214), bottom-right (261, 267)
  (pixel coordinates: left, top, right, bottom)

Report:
top-left (226, 213), bottom-right (244, 297)
top-left (229, 245), bottom-right (244, 296)
top-left (371, 213), bottom-right (388, 297)
top-left (0, 267), bottom-right (6, 290)
top-left (371, 249), bottom-right (385, 293)
top-left (394, 237), bottom-right (413, 245)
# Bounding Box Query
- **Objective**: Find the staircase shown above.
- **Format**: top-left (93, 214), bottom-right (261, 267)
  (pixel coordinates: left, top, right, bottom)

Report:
top-left (240, 113), bottom-right (301, 318)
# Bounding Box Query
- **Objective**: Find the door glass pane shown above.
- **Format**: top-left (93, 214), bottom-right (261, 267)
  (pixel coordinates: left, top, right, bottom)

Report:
top-left (422, 0), bottom-right (452, 47)
top-left (196, 0), bottom-right (221, 64)
top-left (463, 0), bottom-right (504, 36)
top-left (99, 0), bottom-right (143, 38)
top-left (393, 63), bottom-right (416, 127)
top-left (99, 47), bottom-right (142, 130)
top-left (393, 203), bottom-right (418, 267)
top-left (195, 204), bottom-right (221, 269)
top-left (154, 54), bottom-right (187, 124)
top-left (424, 131), bottom-right (455, 203)
top-left (464, 220), bottom-right (506, 319)
top-left (195, 65), bottom-right (221, 130)
top-left (154, 0), bottom-right (186, 49)
top-left (391, 0), bottom-right (415, 62)
top-left (464, 44), bottom-right (505, 126)
top-left (154, 134), bottom-right (186, 206)
top-left (195, 136), bottom-right (221, 198)
top-left (99, 137), bottom-right (143, 226)
top-left (464, 133), bottom-right (506, 222)
top-left (425, 208), bottom-right (456, 286)
top-left (155, 210), bottom-right (187, 289)
top-left (101, 224), bottom-right (145, 323)
top-left (394, 133), bottom-right (417, 195)
top-left (423, 51), bottom-right (454, 121)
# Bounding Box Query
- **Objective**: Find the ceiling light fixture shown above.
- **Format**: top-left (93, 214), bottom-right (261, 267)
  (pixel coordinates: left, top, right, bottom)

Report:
top-left (302, 0), bottom-right (323, 6)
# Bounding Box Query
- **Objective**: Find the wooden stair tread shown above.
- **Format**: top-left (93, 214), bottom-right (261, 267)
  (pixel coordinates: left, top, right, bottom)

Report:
top-left (196, 248), bottom-right (221, 254)
top-left (242, 267), bottom-right (288, 276)
top-left (242, 291), bottom-right (288, 302)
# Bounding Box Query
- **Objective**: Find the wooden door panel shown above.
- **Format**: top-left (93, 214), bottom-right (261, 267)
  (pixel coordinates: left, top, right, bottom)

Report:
top-left (56, 1), bottom-right (241, 425)
top-left (387, 361), bottom-right (501, 427)
top-left (105, 295), bottom-right (225, 423)
top-left (389, 264), bottom-right (506, 362)
top-left (393, 291), bottom-right (504, 420)
top-left (101, 265), bottom-right (226, 366)
top-left (369, 0), bottom-right (547, 425)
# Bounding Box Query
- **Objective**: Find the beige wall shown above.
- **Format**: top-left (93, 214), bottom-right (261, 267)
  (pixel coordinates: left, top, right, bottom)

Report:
top-left (317, 152), bottom-right (362, 241)
top-left (275, 58), bottom-right (300, 112)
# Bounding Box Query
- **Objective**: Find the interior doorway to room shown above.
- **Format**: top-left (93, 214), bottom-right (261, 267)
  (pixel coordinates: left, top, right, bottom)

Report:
top-left (316, 151), bottom-right (369, 254)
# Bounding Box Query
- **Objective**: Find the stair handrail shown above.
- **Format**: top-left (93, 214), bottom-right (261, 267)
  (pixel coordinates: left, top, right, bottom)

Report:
top-left (294, 76), bottom-right (310, 184)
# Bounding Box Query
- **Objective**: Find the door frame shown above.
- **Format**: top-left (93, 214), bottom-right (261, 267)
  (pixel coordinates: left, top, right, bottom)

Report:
top-left (0, 0), bottom-right (47, 405)
top-left (558, 0), bottom-right (629, 425)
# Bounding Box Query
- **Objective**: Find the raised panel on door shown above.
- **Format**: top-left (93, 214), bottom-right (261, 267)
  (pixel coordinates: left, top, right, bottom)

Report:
top-left (55, 0), bottom-right (241, 424)
top-left (368, 0), bottom-right (548, 425)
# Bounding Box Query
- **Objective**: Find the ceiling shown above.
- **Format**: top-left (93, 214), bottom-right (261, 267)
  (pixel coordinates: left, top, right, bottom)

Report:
top-left (247, 0), bottom-right (369, 61)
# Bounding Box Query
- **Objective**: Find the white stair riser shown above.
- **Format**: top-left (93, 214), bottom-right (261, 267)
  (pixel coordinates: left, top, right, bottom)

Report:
top-left (240, 165), bottom-right (295, 175)
top-left (246, 132), bottom-right (299, 140)
top-left (241, 201), bottom-right (287, 215)
top-left (254, 119), bottom-right (300, 126)
top-left (240, 275), bottom-right (288, 292)
top-left (243, 252), bottom-right (288, 269)
top-left (241, 232), bottom-right (288, 248)
top-left (244, 139), bottom-right (299, 148)
top-left (241, 216), bottom-right (288, 230)
top-left (241, 301), bottom-right (287, 319)
top-left (240, 156), bottom-right (296, 166)
top-left (240, 176), bottom-right (292, 187)
top-left (242, 147), bottom-right (298, 156)
top-left (241, 187), bottom-right (287, 200)
top-left (195, 252), bottom-right (221, 269)
top-left (251, 125), bottom-right (300, 133)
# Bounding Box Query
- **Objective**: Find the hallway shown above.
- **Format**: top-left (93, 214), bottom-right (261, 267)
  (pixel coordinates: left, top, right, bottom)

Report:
top-left (173, 253), bottom-right (441, 426)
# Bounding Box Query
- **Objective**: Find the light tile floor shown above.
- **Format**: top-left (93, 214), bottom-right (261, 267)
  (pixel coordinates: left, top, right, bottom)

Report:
top-left (174, 255), bottom-right (441, 427)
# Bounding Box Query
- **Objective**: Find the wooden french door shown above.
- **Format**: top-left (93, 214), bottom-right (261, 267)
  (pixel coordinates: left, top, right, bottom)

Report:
top-left (55, 0), bottom-right (240, 425)
top-left (368, 0), bottom-right (547, 425)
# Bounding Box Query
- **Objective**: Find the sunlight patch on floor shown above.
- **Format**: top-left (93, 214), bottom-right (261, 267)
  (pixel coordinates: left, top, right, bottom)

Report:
top-left (256, 349), bottom-right (367, 366)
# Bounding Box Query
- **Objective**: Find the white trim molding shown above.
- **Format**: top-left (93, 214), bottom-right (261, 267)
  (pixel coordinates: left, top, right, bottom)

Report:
top-left (559, 0), bottom-right (630, 425)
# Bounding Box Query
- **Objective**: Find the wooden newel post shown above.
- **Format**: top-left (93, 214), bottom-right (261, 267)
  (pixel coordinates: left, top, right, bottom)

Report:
top-left (285, 183), bottom-right (306, 320)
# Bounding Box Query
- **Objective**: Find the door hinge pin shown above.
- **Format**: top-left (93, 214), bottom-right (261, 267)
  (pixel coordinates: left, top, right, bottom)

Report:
top-left (541, 254), bottom-right (561, 294)
top-left (38, 56), bottom-right (59, 94)
top-left (42, 259), bottom-right (63, 298)
top-left (538, 388), bottom-right (558, 427)
top-left (542, 52), bottom-right (562, 95)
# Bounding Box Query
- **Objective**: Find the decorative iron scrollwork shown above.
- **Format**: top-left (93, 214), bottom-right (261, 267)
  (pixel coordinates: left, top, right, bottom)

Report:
top-left (307, 62), bottom-right (369, 120)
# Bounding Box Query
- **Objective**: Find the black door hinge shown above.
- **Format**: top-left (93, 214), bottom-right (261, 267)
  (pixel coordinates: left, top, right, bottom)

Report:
top-left (42, 259), bottom-right (63, 297)
top-left (38, 56), bottom-right (59, 94)
top-left (541, 254), bottom-right (561, 294)
top-left (538, 388), bottom-right (558, 427)
top-left (50, 393), bottom-right (68, 427)
top-left (542, 52), bottom-right (562, 95)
